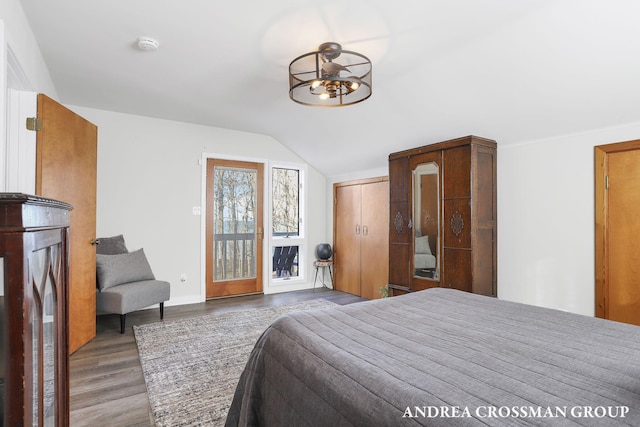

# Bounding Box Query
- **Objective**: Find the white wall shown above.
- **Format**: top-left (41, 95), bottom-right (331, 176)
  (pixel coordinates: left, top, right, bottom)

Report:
top-left (1, 0), bottom-right (58, 192)
top-left (0, 1), bottom-right (57, 94)
top-left (68, 106), bottom-right (326, 306)
top-left (498, 122), bottom-right (640, 316)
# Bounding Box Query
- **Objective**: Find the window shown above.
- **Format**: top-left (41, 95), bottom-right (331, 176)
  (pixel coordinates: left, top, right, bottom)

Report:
top-left (270, 165), bottom-right (305, 283)
top-left (272, 168), bottom-right (299, 237)
top-left (212, 166), bottom-right (257, 281)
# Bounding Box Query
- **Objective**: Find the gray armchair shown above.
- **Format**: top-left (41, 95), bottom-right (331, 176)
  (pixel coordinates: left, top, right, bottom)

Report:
top-left (414, 235), bottom-right (436, 270)
top-left (95, 235), bottom-right (170, 333)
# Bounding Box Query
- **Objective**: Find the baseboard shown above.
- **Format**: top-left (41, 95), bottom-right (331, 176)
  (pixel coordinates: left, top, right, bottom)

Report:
top-left (264, 281), bottom-right (333, 295)
top-left (163, 294), bottom-right (204, 307)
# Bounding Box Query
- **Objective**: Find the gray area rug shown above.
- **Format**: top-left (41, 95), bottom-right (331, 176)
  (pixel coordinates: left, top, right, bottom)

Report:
top-left (133, 299), bottom-right (336, 426)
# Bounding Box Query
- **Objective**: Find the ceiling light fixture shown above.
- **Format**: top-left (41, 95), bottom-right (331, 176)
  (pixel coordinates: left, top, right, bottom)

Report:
top-left (289, 42), bottom-right (372, 107)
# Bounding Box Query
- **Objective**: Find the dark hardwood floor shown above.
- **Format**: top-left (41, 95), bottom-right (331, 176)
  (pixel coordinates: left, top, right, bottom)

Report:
top-left (69, 288), bottom-right (366, 426)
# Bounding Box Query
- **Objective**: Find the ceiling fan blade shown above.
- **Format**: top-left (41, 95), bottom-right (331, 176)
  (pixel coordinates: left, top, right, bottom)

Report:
top-left (322, 62), bottom-right (350, 74)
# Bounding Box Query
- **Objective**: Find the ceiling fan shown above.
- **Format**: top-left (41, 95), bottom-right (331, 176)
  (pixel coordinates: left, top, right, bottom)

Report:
top-left (289, 42), bottom-right (372, 107)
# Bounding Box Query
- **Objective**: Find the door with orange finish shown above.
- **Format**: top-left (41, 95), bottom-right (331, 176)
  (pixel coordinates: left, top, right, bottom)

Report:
top-left (36, 94), bottom-right (98, 353)
top-left (334, 183), bottom-right (362, 296)
top-left (596, 139), bottom-right (640, 326)
top-left (206, 159), bottom-right (264, 298)
top-left (334, 178), bottom-right (389, 299)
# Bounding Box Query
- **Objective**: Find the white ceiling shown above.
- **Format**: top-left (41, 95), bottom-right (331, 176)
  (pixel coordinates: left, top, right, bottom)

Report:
top-left (18, 0), bottom-right (640, 176)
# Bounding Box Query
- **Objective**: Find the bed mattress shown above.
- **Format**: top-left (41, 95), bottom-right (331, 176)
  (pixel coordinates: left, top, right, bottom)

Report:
top-left (226, 288), bottom-right (640, 426)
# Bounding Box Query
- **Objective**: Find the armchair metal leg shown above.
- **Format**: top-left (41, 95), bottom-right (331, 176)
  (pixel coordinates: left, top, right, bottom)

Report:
top-left (120, 314), bottom-right (126, 334)
top-left (160, 302), bottom-right (164, 320)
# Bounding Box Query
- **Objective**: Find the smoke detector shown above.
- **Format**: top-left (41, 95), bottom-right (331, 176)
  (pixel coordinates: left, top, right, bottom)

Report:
top-left (137, 37), bottom-right (159, 51)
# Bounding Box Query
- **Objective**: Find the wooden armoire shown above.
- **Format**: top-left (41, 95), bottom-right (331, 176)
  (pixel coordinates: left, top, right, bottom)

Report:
top-left (388, 136), bottom-right (497, 296)
top-left (333, 177), bottom-right (389, 299)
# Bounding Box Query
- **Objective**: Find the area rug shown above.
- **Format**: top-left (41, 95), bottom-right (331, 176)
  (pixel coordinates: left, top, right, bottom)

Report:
top-left (133, 299), bottom-right (336, 427)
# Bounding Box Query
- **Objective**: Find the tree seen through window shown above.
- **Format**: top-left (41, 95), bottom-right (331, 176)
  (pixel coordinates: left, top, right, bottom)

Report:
top-left (272, 168), bottom-right (299, 237)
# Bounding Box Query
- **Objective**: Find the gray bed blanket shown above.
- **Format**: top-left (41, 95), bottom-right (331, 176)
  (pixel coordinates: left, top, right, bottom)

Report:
top-left (225, 288), bottom-right (640, 426)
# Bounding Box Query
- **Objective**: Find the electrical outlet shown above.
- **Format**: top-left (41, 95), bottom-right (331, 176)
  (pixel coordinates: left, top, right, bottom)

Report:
top-left (180, 274), bottom-right (187, 283)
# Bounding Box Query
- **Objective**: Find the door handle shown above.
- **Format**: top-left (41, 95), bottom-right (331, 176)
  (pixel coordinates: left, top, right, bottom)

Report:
top-left (363, 225), bottom-right (368, 236)
top-left (355, 225), bottom-right (360, 235)
top-left (91, 238), bottom-right (100, 245)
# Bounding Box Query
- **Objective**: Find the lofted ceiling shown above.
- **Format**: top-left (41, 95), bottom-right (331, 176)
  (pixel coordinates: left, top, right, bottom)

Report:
top-left (18, 0), bottom-right (640, 176)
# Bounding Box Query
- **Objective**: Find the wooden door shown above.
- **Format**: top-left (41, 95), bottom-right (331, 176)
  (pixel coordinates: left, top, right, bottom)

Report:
top-left (206, 159), bottom-right (264, 298)
top-left (334, 183), bottom-right (362, 296)
top-left (36, 94), bottom-right (97, 354)
top-left (334, 178), bottom-right (389, 298)
top-left (595, 139), bottom-right (640, 325)
top-left (360, 180), bottom-right (389, 299)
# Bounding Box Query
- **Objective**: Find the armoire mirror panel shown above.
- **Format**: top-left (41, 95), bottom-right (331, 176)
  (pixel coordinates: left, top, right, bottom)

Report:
top-left (412, 162), bottom-right (440, 281)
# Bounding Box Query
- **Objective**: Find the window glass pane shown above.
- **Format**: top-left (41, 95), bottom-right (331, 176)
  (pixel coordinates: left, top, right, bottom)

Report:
top-left (213, 166), bottom-right (257, 281)
top-left (272, 168), bottom-right (299, 237)
top-left (272, 246), bottom-right (299, 279)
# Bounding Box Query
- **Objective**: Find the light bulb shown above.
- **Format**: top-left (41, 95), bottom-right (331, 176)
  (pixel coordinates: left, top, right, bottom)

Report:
top-left (319, 92), bottom-right (330, 101)
top-left (350, 81), bottom-right (360, 91)
top-left (311, 80), bottom-right (322, 89)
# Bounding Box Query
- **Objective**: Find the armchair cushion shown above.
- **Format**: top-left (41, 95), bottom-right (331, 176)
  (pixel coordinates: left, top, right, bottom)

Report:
top-left (415, 235), bottom-right (432, 255)
top-left (96, 234), bottom-right (128, 255)
top-left (415, 253), bottom-right (436, 269)
top-left (415, 235), bottom-right (436, 269)
top-left (96, 248), bottom-right (155, 290)
top-left (96, 279), bottom-right (170, 315)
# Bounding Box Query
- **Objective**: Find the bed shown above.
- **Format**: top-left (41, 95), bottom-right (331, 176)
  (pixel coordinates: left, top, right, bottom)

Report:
top-left (225, 288), bottom-right (640, 426)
